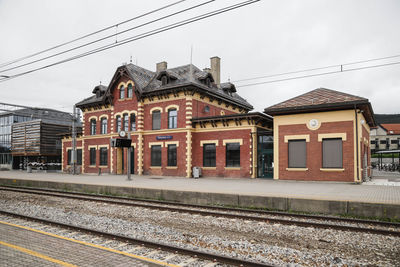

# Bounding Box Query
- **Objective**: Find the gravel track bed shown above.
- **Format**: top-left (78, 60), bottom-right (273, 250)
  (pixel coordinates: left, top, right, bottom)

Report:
top-left (4, 188), bottom-right (397, 232)
top-left (1, 191), bottom-right (399, 266)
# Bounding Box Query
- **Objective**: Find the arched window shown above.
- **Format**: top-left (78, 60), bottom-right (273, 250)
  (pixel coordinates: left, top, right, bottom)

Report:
top-left (123, 113), bottom-right (129, 131)
top-left (90, 119), bottom-right (96, 135)
top-left (116, 116), bottom-right (121, 132)
top-left (101, 118), bottom-right (107, 134)
top-left (119, 85), bottom-right (125, 99)
top-left (127, 84), bottom-right (133, 98)
top-left (152, 110), bottom-right (161, 130)
top-left (130, 114), bottom-right (136, 131)
top-left (168, 109), bottom-right (177, 129)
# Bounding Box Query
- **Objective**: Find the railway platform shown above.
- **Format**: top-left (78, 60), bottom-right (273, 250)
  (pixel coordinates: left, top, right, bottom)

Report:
top-left (0, 170), bottom-right (399, 219)
top-left (0, 219), bottom-right (168, 267)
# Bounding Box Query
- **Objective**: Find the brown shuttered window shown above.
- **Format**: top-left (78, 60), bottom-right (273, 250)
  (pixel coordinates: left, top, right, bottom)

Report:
top-left (322, 138), bottom-right (342, 168)
top-left (288, 140), bottom-right (306, 168)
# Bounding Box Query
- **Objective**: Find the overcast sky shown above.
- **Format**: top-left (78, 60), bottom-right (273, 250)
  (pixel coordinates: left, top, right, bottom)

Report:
top-left (0, 0), bottom-right (399, 115)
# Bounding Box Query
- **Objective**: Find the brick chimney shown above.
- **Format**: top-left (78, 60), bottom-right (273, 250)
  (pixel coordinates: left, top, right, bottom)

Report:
top-left (210, 56), bottom-right (220, 86)
top-left (156, 61), bottom-right (167, 72)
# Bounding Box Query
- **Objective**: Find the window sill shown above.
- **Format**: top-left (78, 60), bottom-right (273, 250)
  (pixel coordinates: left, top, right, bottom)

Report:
top-left (225, 167), bottom-right (241, 170)
top-left (166, 166), bottom-right (177, 169)
top-left (150, 166), bottom-right (162, 169)
top-left (88, 165), bottom-right (96, 167)
top-left (286, 168), bottom-right (308, 171)
top-left (320, 168), bottom-right (345, 172)
top-left (99, 165), bottom-right (108, 168)
top-left (202, 167), bottom-right (216, 170)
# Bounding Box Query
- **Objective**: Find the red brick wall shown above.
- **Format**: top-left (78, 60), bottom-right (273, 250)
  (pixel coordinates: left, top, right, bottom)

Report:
top-left (142, 132), bottom-right (187, 177)
top-left (192, 99), bottom-right (237, 118)
top-left (143, 99), bottom-right (186, 131)
top-left (192, 129), bottom-right (252, 178)
top-left (278, 121), bottom-right (355, 181)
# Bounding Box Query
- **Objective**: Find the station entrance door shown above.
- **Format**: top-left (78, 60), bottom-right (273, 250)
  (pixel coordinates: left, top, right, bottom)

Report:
top-left (258, 134), bottom-right (273, 178)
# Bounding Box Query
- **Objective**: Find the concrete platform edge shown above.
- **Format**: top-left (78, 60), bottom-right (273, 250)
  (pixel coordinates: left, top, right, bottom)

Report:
top-left (1, 178), bottom-right (399, 220)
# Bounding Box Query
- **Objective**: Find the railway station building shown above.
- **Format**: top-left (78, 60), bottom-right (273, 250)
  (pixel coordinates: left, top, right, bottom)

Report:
top-left (264, 88), bottom-right (376, 182)
top-left (62, 57), bottom-right (273, 178)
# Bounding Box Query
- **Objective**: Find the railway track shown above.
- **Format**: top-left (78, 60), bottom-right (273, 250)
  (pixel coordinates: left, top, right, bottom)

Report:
top-left (1, 185), bottom-right (399, 237)
top-left (0, 210), bottom-right (271, 267)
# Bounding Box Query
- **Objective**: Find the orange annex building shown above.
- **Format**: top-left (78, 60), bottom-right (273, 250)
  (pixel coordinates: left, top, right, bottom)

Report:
top-left (264, 88), bottom-right (376, 182)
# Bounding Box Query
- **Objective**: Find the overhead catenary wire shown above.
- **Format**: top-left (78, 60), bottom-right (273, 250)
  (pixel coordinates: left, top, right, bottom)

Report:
top-left (232, 54), bottom-right (400, 83)
top-left (0, 0), bottom-right (260, 83)
top-left (0, 0), bottom-right (187, 69)
top-left (235, 60), bottom-right (400, 88)
top-left (0, 0), bottom-right (215, 74)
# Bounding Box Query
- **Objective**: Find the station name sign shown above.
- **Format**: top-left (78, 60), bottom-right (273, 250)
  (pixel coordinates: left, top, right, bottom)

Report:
top-left (156, 135), bottom-right (173, 140)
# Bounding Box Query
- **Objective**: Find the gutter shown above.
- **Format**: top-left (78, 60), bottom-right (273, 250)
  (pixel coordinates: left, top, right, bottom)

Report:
top-left (355, 105), bottom-right (360, 182)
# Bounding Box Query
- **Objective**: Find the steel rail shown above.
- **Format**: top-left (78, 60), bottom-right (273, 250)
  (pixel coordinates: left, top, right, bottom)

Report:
top-left (1, 186), bottom-right (399, 237)
top-left (0, 210), bottom-right (272, 267)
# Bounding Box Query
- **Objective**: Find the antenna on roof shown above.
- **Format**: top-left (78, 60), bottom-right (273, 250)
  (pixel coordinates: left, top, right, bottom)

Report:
top-left (189, 45), bottom-right (194, 82)
top-left (130, 55), bottom-right (132, 63)
top-left (99, 81), bottom-right (102, 85)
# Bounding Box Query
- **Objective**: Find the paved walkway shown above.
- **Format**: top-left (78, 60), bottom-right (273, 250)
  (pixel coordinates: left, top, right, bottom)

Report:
top-left (0, 170), bottom-right (400, 205)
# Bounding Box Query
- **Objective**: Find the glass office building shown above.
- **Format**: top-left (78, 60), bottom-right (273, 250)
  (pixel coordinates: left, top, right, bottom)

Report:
top-left (0, 113), bottom-right (30, 168)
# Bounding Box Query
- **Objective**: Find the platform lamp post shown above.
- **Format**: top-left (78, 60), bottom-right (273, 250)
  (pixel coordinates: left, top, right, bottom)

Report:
top-left (72, 105), bottom-right (77, 175)
top-left (127, 132), bottom-right (132, 181)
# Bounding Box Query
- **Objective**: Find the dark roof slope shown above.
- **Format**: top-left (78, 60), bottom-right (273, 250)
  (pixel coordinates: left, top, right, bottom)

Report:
top-left (76, 63), bottom-right (252, 110)
top-left (264, 88), bottom-right (376, 127)
top-left (375, 114), bottom-right (400, 124)
top-left (265, 88), bottom-right (367, 111)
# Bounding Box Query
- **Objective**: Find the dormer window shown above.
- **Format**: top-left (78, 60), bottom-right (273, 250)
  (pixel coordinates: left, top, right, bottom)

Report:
top-left (161, 75), bottom-right (168, 86)
top-left (206, 77), bottom-right (211, 87)
top-left (96, 90), bottom-right (100, 98)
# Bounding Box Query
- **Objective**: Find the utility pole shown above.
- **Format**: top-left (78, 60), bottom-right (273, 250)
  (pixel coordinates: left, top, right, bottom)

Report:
top-left (72, 105), bottom-right (77, 175)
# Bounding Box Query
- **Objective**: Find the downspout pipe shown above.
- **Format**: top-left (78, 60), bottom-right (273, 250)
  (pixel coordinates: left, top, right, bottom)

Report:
top-left (354, 105), bottom-right (360, 182)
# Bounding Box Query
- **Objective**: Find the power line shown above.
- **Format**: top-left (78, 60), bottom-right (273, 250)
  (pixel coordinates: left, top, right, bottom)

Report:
top-left (0, 0), bottom-right (187, 69)
top-left (0, 0), bottom-right (215, 74)
top-left (0, 0), bottom-right (260, 83)
top-left (235, 60), bottom-right (400, 88)
top-left (233, 54), bottom-right (400, 83)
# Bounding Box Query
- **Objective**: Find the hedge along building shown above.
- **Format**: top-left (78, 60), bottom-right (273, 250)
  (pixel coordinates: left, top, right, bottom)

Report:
top-left (264, 88), bottom-right (376, 182)
top-left (62, 57), bottom-right (273, 178)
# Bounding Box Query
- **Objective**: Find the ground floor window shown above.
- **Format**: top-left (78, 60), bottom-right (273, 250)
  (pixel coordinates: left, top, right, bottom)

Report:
top-left (77, 149), bottom-right (82, 165)
top-left (151, 145), bottom-right (161, 166)
top-left (226, 142), bottom-right (240, 167)
top-left (203, 144), bottom-right (216, 167)
top-left (67, 149), bottom-right (82, 165)
top-left (100, 148), bottom-right (108, 166)
top-left (167, 144), bottom-right (177, 166)
top-left (67, 150), bottom-right (71, 165)
top-left (90, 148), bottom-right (96, 165)
top-left (288, 140), bottom-right (306, 168)
top-left (322, 138), bottom-right (342, 168)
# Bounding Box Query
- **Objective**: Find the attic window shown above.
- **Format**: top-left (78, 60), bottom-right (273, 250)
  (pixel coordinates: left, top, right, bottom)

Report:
top-left (206, 78), bottom-right (211, 87)
top-left (161, 75), bottom-right (168, 85)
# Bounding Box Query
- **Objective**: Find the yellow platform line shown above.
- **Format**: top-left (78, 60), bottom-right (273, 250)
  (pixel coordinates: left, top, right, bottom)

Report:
top-left (0, 240), bottom-right (77, 267)
top-left (0, 220), bottom-right (179, 267)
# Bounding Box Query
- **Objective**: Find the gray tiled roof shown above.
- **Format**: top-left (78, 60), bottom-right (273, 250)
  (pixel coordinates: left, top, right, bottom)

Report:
top-left (76, 63), bottom-right (253, 110)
